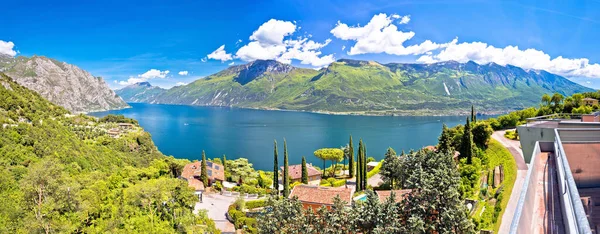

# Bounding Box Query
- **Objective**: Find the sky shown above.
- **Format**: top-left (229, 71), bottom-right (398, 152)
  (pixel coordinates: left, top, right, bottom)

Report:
top-left (1, 0), bottom-right (600, 89)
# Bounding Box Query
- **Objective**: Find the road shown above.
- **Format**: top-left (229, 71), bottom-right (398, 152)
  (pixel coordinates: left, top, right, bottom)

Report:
top-left (194, 193), bottom-right (236, 233)
top-left (493, 130), bottom-right (528, 234)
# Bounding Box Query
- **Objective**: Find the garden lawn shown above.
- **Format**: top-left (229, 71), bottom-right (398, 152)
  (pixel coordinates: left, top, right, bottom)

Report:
top-left (485, 139), bottom-right (517, 232)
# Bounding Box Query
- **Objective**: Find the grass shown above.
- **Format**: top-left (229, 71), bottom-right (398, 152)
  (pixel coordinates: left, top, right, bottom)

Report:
top-left (483, 139), bottom-right (518, 232)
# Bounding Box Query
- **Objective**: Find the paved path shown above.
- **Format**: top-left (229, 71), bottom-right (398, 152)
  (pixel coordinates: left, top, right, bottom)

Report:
top-left (493, 130), bottom-right (528, 234)
top-left (347, 173), bottom-right (383, 188)
top-left (194, 193), bottom-right (236, 233)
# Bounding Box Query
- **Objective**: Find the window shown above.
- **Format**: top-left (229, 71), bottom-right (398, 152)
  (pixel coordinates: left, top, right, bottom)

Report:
top-left (207, 161), bottom-right (213, 167)
top-left (215, 165), bottom-right (220, 170)
top-left (207, 170), bottom-right (212, 177)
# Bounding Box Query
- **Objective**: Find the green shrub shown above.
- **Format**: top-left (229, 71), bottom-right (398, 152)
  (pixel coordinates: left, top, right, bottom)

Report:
top-left (290, 181), bottom-right (302, 188)
top-left (246, 199), bottom-right (267, 209)
top-left (332, 179), bottom-right (346, 187)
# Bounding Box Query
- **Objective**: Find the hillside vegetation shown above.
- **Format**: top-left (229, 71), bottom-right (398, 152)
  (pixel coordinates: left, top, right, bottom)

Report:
top-left (120, 59), bottom-right (594, 115)
top-left (0, 73), bottom-right (218, 233)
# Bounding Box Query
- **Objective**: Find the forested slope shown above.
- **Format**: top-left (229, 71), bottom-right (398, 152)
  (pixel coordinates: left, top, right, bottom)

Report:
top-left (0, 73), bottom-right (218, 233)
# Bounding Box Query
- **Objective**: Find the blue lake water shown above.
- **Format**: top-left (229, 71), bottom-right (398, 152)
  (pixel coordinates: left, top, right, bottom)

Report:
top-left (90, 103), bottom-right (494, 171)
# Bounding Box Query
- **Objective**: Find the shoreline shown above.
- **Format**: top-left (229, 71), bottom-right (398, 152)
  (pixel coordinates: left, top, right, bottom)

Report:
top-left (106, 102), bottom-right (509, 117)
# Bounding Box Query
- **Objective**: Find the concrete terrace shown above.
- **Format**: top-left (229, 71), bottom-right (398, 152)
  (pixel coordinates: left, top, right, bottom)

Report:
top-left (511, 127), bottom-right (600, 234)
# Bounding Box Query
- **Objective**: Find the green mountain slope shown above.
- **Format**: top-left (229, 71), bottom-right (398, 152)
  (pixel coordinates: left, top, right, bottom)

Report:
top-left (115, 81), bottom-right (166, 103)
top-left (138, 59), bottom-right (594, 115)
top-left (0, 73), bottom-right (218, 233)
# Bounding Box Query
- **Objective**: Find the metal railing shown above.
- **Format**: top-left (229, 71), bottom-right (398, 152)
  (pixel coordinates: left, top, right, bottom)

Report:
top-left (525, 113), bottom-right (584, 126)
top-left (553, 128), bottom-right (593, 234)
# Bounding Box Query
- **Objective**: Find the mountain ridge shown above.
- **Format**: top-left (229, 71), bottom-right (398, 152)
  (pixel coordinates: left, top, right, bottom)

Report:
top-left (116, 59), bottom-right (595, 115)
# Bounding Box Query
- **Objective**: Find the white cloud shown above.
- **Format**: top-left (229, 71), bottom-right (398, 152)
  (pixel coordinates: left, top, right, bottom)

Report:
top-left (229, 62), bottom-right (235, 65)
top-left (119, 77), bottom-right (146, 86)
top-left (201, 58), bottom-right (207, 62)
top-left (341, 45), bottom-right (346, 51)
top-left (249, 19), bottom-right (296, 46)
top-left (118, 69), bottom-right (169, 86)
top-left (207, 45), bottom-right (233, 62)
top-left (176, 82), bottom-right (187, 86)
top-left (178, 71), bottom-right (189, 76)
top-left (417, 40), bottom-right (600, 78)
top-left (234, 19), bottom-right (335, 67)
top-left (278, 38), bottom-right (335, 67)
top-left (399, 15), bottom-right (411, 24)
top-left (139, 69), bottom-right (169, 79)
top-left (0, 40), bottom-right (17, 57)
top-left (331, 13), bottom-right (450, 56)
top-left (236, 41), bottom-right (288, 61)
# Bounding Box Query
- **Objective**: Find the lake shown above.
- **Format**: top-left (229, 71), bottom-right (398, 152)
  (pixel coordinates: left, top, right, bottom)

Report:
top-left (90, 103), bottom-right (493, 171)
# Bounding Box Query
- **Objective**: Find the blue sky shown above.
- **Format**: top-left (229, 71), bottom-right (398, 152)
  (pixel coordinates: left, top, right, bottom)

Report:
top-left (1, 0), bottom-right (600, 89)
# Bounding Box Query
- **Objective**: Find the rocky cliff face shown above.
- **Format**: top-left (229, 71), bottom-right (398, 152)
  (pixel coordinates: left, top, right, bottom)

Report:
top-left (0, 55), bottom-right (129, 113)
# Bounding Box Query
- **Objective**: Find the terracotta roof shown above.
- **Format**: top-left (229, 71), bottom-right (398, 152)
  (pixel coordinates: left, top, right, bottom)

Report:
top-left (289, 184), bottom-right (353, 205)
top-left (181, 161), bottom-right (225, 182)
top-left (424, 145), bottom-right (436, 151)
top-left (376, 189), bottom-right (412, 202)
top-left (281, 164), bottom-right (322, 180)
top-left (186, 178), bottom-right (205, 191)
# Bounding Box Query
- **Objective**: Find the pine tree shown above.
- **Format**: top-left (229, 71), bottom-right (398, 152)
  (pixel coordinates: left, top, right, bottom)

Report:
top-left (460, 118), bottom-right (474, 164)
top-left (273, 140), bottom-right (279, 195)
top-left (283, 139), bottom-right (290, 197)
top-left (348, 135), bottom-right (355, 178)
top-left (200, 150), bottom-right (209, 186)
top-left (301, 156), bottom-right (308, 184)
top-left (380, 147), bottom-right (398, 188)
top-left (437, 124), bottom-right (453, 153)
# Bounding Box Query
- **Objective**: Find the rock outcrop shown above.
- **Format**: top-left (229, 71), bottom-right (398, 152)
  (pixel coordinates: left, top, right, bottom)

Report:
top-left (0, 55), bottom-right (129, 113)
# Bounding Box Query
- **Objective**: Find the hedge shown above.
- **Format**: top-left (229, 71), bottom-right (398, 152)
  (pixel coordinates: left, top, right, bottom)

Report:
top-left (246, 199), bottom-right (267, 209)
top-left (367, 160), bottom-right (383, 178)
top-left (320, 177), bottom-right (346, 187)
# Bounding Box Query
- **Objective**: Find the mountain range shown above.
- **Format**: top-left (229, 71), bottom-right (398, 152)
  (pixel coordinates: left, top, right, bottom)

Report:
top-left (116, 59), bottom-right (594, 115)
top-left (0, 55), bottom-right (128, 113)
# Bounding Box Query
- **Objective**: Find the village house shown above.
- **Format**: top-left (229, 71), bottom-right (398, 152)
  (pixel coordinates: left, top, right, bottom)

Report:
top-left (583, 97), bottom-right (599, 106)
top-left (281, 163), bottom-right (322, 185)
top-left (181, 161), bottom-right (225, 192)
top-left (289, 184), bottom-right (354, 210)
top-left (107, 128), bottom-right (120, 138)
top-left (376, 189), bottom-right (412, 202)
top-left (118, 123), bottom-right (134, 130)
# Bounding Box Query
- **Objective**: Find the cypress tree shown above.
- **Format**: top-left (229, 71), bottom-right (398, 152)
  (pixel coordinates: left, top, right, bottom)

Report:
top-left (348, 135), bottom-right (355, 178)
top-left (283, 139), bottom-right (290, 197)
top-left (460, 118), bottom-right (474, 164)
top-left (273, 140), bottom-right (279, 195)
top-left (301, 156), bottom-right (308, 184)
top-left (471, 105), bottom-right (475, 123)
top-left (362, 142), bottom-right (367, 190)
top-left (357, 139), bottom-right (364, 191)
top-left (200, 150), bottom-right (209, 186)
top-left (222, 154), bottom-right (227, 171)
